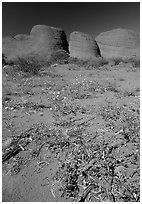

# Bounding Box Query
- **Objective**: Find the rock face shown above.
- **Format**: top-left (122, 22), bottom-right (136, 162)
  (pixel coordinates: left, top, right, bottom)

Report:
top-left (95, 28), bottom-right (140, 59)
top-left (2, 25), bottom-right (69, 61)
top-left (69, 31), bottom-right (101, 59)
top-left (3, 36), bottom-right (18, 60)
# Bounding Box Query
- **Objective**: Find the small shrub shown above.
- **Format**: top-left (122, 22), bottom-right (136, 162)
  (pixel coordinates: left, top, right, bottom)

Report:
top-left (68, 57), bottom-right (80, 64)
top-left (123, 57), bottom-right (140, 68)
top-left (49, 50), bottom-right (69, 65)
top-left (109, 57), bottom-right (140, 68)
top-left (91, 57), bottom-right (108, 67)
top-left (111, 57), bottom-right (123, 65)
top-left (68, 57), bottom-right (108, 69)
top-left (133, 59), bottom-right (140, 67)
top-left (68, 57), bottom-right (86, 66)
top-left (14, 56), bottom-right (44, 75)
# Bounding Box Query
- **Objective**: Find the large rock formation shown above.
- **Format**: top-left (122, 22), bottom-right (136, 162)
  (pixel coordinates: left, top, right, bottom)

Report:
top-left (3, 36), bottom-right (18, 59)
top-left (2, 25), bottom-right (69, 61)
top-left (95, 28), bottom-right (140, 59)
top-left (69, 31), bottom-right (101, 59)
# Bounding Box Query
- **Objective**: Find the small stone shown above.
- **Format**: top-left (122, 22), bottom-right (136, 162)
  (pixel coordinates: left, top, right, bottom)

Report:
top-left (39, 112), bottom-right (44, 116)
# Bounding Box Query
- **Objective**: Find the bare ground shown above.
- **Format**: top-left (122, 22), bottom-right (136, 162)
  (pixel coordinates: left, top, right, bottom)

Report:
top-left (2, 62), bottom-right (140, 202)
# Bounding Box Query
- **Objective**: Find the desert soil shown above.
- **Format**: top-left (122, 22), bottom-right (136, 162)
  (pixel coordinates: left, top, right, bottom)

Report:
top-left (2, 62), bottom-right (140, 202)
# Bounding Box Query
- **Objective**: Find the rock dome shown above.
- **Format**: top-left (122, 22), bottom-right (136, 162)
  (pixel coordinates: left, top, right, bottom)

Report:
top-left (69, 31), bottom-right (101, 59)
top-left (2, 25), bottom-right (69, 61)
top-left (95, 28), bottom-right (140, 58)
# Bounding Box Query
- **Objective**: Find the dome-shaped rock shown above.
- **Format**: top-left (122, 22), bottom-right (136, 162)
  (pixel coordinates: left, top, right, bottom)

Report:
top-left (30, 25), bottom-right (69, 58)
top-left (2, 25), bottom-right (69, 61)
top-left (95, 28), bottom-right (140, 58)
top-left (69, 31), bottom-right (101, 59)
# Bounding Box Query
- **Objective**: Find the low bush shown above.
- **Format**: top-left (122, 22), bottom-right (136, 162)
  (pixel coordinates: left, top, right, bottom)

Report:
top-left (14, 56), bottom-right (45, 75)
top-left (109, 57), bottom-right (140, 67)
top-left (68, 57), bottom-right (108, 69)
top-left (49, 50), bottom-right (69, 65)
top-left (68, 57), bottom-right (84, 65)
top-left (92, 57), bottom-right (108, 67)
top-left (124, 57), bottom-right (140, 67)
top-left (109, 57), bottom-right (123, 65)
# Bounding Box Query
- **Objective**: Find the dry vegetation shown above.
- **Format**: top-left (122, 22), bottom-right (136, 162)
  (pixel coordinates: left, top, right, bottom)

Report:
top-left (2, 54), bottom-right (140, 202)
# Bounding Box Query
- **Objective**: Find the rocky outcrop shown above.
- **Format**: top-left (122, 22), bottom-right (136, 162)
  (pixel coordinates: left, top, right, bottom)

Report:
top-left (69, 31), bottom-right (101, 59)
top-left (95, 28), bottom-right (140, 59)
top-left (2, 25), bottom-right (69, 61)
top-left (30, 25), bottom-right (69, 58)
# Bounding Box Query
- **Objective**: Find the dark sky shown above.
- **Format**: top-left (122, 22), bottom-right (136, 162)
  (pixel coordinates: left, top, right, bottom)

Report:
top-left (2, 2), bottom-right (140, 39)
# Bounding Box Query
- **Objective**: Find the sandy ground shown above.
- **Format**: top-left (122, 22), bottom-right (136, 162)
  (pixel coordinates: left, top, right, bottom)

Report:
top-left (2, 62), bottom-right (140, 202)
